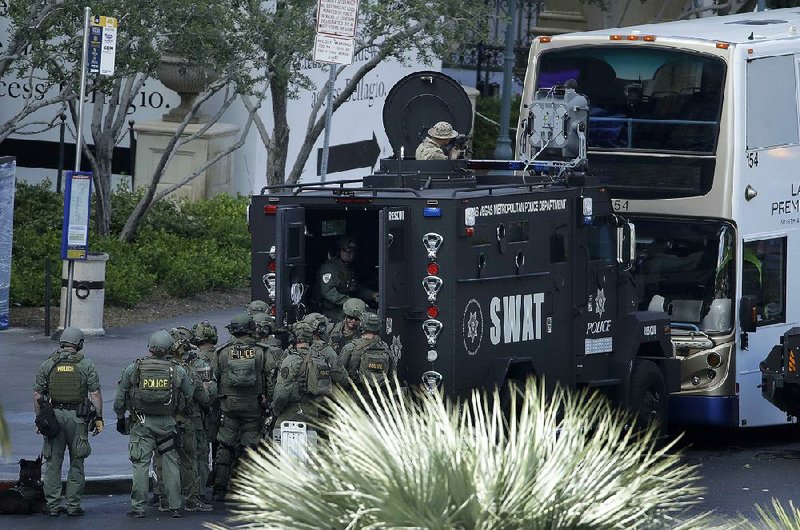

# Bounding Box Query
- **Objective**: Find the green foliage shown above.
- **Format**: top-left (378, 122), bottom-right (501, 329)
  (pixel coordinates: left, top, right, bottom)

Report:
top-left (473, 95), bottom-right (522, 159)
top-left (10, 183), bottom-right (250, 307)
top-left (215, 379), bottom-right (732, 530)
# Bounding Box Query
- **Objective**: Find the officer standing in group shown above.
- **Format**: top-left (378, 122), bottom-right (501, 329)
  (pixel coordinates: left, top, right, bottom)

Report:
top-left (149, 328), bottom-right (211, 512)
top-left (329, 298), bottom-right (366, 355)
top-left (213, 313), bottom-right (275, 501)
top-left (33, 327), bottom-right (104, 517)
top-left (253, 312), bottom-right (286, 395)
top-left (339, 311), bottom-right (396, 389)
top-left (190, 320), bottom-right (219, 495)
top-left (114, 330), bottom-right (192, 518)
top-left (313, 236), bottom-right (378, 321)
top-left (272, 321), bottom-right (347, 436)
top-left (415, 121), bottom-right (461, 160)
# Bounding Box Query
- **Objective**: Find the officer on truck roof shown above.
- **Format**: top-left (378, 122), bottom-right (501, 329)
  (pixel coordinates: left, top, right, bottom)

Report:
top-left (312, 236), bottom-right (378, 322)
top-left (415, 121), bottom-right (461, 160)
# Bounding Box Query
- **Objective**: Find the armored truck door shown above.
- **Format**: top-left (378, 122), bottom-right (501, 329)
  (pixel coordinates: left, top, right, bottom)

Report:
top-left (276, 206), bottom-right (306, 326)
top-left (579, 215), bottom-right (619, 381)
top-left (379, 207), bottom-right (409, 336)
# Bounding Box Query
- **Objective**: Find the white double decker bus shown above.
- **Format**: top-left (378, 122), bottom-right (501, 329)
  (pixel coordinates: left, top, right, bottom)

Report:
top-left (517, 8), bottom-right (800, 428)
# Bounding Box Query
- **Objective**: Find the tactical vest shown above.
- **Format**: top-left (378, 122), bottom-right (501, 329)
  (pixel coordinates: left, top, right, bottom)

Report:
top-left (300, 346), bottom-right (333, 397)
top-left (48, 354), bottom-right (85, 404)
top-left (357, 340), bottom-right (391, 388)
top-left (220, 342), bottom-right (263, 397)
top-left (131, 358), bottom-right (178, 415)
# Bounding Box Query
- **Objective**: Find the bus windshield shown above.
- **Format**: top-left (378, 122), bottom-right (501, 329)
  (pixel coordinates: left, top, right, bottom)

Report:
top-left (631, 218), bottom-right (734, 333)
top-left (537, 46), bottom-right (725, 153)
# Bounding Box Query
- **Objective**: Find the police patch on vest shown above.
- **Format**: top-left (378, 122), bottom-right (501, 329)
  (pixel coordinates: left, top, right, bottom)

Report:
top-left (280, 366), bottom-right (289, 379)
top-left (318, 368), bottom-right (331, 378)
top-left (141, 377), bottom-right (171, 389)
top-left (230, 347), bottom-right (256, 360)
top-left (367, 361), bottom-right (385, 372)
top-left (56, 365), bottom-right (76, 372)
top-left (322, 273), bottom-right (332, 284)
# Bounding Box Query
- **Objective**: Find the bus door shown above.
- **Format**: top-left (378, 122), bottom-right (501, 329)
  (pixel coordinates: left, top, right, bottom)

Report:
top-left (276, 206), bottom-right (306, 326)
top-left (379, 207), bottom-right (410, 350)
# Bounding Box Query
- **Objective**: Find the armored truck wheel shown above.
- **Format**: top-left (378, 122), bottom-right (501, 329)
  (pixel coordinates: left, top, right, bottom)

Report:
top-left (629, 360), bottom-right (668, 434)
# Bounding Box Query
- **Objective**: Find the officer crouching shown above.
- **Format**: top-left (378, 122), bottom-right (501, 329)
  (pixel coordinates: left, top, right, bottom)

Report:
top-left (114, 330), bottom-right (192, 518)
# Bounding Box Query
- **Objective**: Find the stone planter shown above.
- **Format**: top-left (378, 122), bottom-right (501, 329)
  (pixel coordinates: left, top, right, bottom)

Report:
top-left (157, 53), bottom-right (214, 124)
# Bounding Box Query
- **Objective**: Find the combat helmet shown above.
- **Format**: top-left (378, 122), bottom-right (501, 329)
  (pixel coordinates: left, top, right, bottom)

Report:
top-left (59, 327), bottom-right (85, 351)
top-left (168, 327), bottom-right (192, 356)
top-left (303, 312), bottom-right (331, 338)
top-left (336, 236), bottom-right (357, 251)
top-left (359, 311), bottom-right (382, 334)
top-left (343, 298), bottom-right (366, 319)
top-left (292, 321), bottom-right (315, 343)
top-left (191, 320), bottom-right (218, 345)
top-left (252, 312), bottom-right (276, 337)
top-left (246, 300), bottom-right (269, 315)
top-left (148, 330), bottom-right (174, 358)
top-left (227, 312), bottom-right (255, 336)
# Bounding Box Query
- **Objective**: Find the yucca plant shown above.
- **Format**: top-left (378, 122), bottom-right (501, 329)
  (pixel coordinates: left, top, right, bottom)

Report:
top-left (746, 498), bottom-right (800, 529)
top-left (209, 379), bottom-right (735, 529)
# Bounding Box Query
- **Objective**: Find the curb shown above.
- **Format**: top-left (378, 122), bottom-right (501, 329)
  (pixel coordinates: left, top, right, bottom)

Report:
top-left (0, 475), bottom-right (131, 496)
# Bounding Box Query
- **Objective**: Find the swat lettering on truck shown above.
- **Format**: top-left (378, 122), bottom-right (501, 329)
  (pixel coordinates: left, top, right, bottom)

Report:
top-left (249, 71), bottom-right (679, 429)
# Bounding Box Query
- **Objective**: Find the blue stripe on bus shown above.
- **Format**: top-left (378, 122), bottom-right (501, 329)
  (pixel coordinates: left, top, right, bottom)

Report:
top-left (668, 395), bottom-right (738, 428)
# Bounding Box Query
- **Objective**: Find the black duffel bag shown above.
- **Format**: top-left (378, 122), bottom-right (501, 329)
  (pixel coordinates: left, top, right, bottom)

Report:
top-left (34, 399), bottom-right (61, 439)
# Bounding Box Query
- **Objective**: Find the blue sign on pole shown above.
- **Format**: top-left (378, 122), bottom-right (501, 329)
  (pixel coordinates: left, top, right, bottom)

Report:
top-left (88, 25), bottom-right (102, 74)
top-left (61, 171), bottom-right (92, 260)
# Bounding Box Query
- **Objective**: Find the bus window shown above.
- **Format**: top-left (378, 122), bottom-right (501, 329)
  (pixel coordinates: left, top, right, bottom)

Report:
top-left (742, 238), bottom-right (787, 326)
top-left (537, 47), bottom-right (725, 153)
top-left (746, 56), bottom-right (799, 150)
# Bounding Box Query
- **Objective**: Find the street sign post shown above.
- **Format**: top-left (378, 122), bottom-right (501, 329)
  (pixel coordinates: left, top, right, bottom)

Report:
top-left (314, 0), bottom-right (360, 182)
top-left (65, 7), bottom-right (116, 327)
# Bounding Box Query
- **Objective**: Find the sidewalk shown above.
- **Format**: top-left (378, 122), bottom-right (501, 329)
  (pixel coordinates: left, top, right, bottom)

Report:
top-left (0, 308), bottom-right (242, 491)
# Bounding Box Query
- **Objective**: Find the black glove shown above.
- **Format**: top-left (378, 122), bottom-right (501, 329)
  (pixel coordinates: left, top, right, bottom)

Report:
top-left (116, 417), bottom-right (127, 435)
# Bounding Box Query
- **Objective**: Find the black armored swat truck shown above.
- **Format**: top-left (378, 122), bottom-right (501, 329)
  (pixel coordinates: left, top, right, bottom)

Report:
top-left (249, 71), bottom-right (679, 427)
top-left (761, 327), bottom-right (800, 419)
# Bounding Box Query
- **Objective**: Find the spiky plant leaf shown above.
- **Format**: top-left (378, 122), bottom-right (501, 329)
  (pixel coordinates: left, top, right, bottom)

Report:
top-left (208, 378), bottom-right (737, 530)
top-left (746, 498), bottom-right (800, 529)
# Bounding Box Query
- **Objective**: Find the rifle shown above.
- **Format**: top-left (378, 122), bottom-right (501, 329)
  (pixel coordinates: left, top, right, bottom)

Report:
top-left (443, 134), bottom-right (471, 159)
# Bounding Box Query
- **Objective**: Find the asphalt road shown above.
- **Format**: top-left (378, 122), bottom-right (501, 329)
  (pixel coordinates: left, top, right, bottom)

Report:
top-left (3, 494), bottom-right (231, 528)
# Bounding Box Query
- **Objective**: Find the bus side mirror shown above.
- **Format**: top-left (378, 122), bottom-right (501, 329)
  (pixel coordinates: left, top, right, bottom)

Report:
top-left (739, 295), bottom-right (758, 333)
top-left (616, 221), bottom-right (635, 270)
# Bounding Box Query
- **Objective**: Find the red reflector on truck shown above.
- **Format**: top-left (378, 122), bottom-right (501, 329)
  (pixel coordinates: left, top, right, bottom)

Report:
top-left (264, 205), bottom-right (277, 215)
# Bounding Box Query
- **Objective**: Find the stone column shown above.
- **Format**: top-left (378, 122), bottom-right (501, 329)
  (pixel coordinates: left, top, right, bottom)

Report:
top-left (133, 121), bottom-right (240, 199)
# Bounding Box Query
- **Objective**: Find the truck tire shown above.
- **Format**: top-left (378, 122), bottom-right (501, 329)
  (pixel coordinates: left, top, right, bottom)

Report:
top-left (629, 360), bottom-right (668, 434)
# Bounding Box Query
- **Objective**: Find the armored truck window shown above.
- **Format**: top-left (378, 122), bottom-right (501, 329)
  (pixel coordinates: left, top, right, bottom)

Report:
top-left (742, 237), bottom-right (786, 326)
top-left (588, 217), bottom-right (614, 262)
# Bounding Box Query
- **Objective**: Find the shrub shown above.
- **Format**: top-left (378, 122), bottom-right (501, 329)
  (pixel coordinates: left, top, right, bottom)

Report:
top-left (11, 181), bottom-right (250, 307)
top-left (472, 95), bottom-right (521, 159)
top-left (748, 499), bottom-right (800, 529)
top-left (215, 380), bottom-right (731, 530)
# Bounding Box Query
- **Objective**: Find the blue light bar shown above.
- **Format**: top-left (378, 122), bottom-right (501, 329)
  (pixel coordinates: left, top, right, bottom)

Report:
top-left (423, 207), bottom-right (442, 217)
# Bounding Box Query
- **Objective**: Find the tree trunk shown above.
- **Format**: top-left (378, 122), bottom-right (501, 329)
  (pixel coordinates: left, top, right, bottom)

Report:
top-left (92, 135), bottom-right (114, 237)
top-left (268, 76), bottom-right (290, 185)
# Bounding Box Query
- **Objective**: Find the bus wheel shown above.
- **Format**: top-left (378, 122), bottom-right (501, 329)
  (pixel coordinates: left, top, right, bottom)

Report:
top-left (628, 360), bottom-right (668, 435)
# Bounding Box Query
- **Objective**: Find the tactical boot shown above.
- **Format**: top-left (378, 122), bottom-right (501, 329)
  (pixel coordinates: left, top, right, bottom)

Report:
top-left (158, 498), bottom-right (170, 512)
top-left (66, 507), bottom-right (86, 516)
top-left (126, 510), bottom-right (145, 518)
top-left (171, 510), bottom-right (183, 518)
top-left (185, 498), bottom-right (213, 512)
top-left (147, 494), bottom-right (160, 506)
top-left (213, 489), bottom-right (226, 503)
